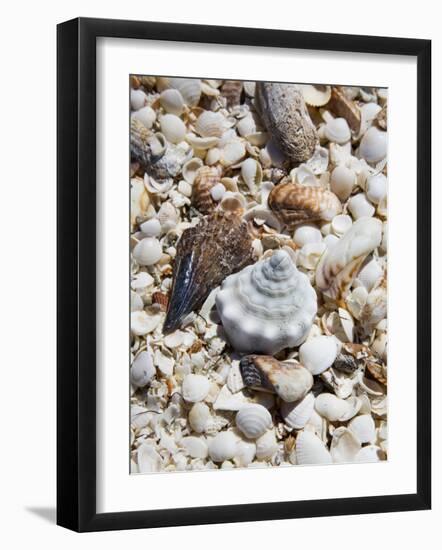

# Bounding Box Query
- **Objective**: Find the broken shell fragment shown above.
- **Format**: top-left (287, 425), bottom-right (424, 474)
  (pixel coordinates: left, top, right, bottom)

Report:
top-left (330, 427), bottom-right (361, 463)
top-left (299, 84), bottom-right (331, 107)
top-left (235, 404), bottom-right (272, 439)
top-left (314, 393), bottom-right (361, 422)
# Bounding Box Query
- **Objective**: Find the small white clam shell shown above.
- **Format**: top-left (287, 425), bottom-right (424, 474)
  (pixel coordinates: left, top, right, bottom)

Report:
top-left (255, 429), bottom-right (279, 460)
top-left (365, 173), bottom-right (387, 204)
top-left (182, 157), bottom-right (204, 184)
top-left (158, 77), bottom-right (202, 106)
top-left (330, 165), bottom-right (356, 201)
top-left (293, 224), bottom-right (323, 247)
top-left (296, 430), bottom-right (333, 465)
top-left (131, 271), bottom-right (154, 290)
top-left (208, 431), bottom-right (238, 462)
top-left (160, 114), bottom-right (186, 144)
top-left (221, 140), bottom-right (246, 167)
top-left (354, 445), bottom-right (383, 463)
top-left (234, 440), bottom-right (256, 467)
top-left (359, 127), bottom-right (387, 164)
top-left (315, 393), bottom-right (361, 422)
top-left (324, 117), bottom-right (351, 144)
top-left (154, 349), bottom-right (174, 376)
top-left (195, 111), bottom-right (226, 138)
top-left (130, 350), bottom-right (155, 387)
top-left (182, 374), bottom-right (210, 403)
top-left (331, 214), bottom-right (352, 236)
top-left (236, 113), bottom-right (257, 136)
top-left (241, 158), bottom-right (263, 193)
top-left (131, 291), bottom-right (144, 312)
top-left (140, 217), bottom-right (161, 237)
top-left (131, 105), bottom-right (156, 129)
top-left (348, 414), bottom-right (376, 444)
top-left (348, 193), bottom-right (375, 219)
top-left (330, 427), bottom-right (361, 463)
top-left (213, 385), bottom-right (248, 411)
top-left (354, 257), bottom-right (383, 292)
top-left (188, 402), bottom-right (211, 433)
top-left (160, 88), bottom-right (185, 115)
top-left (130, 88), bottom-right (147, 110)
top-left (280, 392), bottom-right (315, 430)
top-left (131, 310), bottom-right (162, 335)
top-left (299, 84), bottom-right (331, 107)
top-left (137, 444), bottom-right (162, 473)
top-left (205, 147), bottom-right (221, 164)
top-left (133, 237), bottom-right (162, 266)
top-left (181, 436), bottom-right (209, 459)
top-left (186, 133), bottom-right (219, 150)
top-left (299, 336), bottom-right (340, 375)
top-left (235, 404), bottom-right (272, 439)
top-left (210, 183), bottom-right (226, 202)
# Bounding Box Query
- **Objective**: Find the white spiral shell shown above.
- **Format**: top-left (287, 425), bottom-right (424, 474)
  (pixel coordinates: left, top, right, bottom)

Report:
top-left (235, 404), bottom-right (272, 439)
top-left (216, 250), bottom-right (317, 354)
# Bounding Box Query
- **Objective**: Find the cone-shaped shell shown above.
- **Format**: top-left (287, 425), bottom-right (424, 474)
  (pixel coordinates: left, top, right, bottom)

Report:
top-left (216, 250), bottom-right (317, 354)
top-left (163, 211), bottom-right (253, 333)
top-left (240, 355), bottom-right (313, 403)
top-left (269, 180), bottom-right (342, 229)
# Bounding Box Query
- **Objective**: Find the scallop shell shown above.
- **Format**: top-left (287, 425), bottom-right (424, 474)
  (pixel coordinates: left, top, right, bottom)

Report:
top-left (216, 250), bottom-right (317, 355)
top-left (159, 88), bottom-right (185, 116)
top-left (299, 84), bottom-right (331, 107)
top-left (195, 110), bottom-right (226, 138)
top-left (280, 392), bottom-right (315, 430)
top-left (256, 82), bottom-right (318, 163)
top-left (208, 431), bottom-right (238, 462)
top-left (359, 127), bottom-right (387, 164)
top-left (188, 402), bottom-right (211, 433)
top-left (182, 374), bottom-right (210, 403)
top-left (130, 350), bottom-right (156, 388)
top-left (314, 393), bottom-right (361, 422)
top-left (299, 336), bottom-right (341, 375)
top-left (191, 166), bottom-right (222, 214)
top-left (220, 80), bottom-right (243, 108)
top-left (240, 355), bottom-right (313, 403)
top-left (158, 77), bottom-right (202, 107)
top-left (295, 430), bottom-right (333, 465)
top-left (330, 427), bottom-right (361, 463)
top-left (316, 216), bottom-right (383, 302)
top-left (235, 404), bottom-right (272, 439)
top-left (269, 180), bottom-right (342, 229)
top-left (163, 211), bottom-right (253, 333)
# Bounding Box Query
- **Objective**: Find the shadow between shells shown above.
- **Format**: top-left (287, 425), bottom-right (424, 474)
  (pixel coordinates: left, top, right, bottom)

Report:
top-left (130, 77), bottom-right (388, 473)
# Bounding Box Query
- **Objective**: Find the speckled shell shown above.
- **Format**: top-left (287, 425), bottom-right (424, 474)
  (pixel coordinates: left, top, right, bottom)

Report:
top-left (221, 80), bottom-right (243, 108)
top-left (268, 180), bottom-right (342, 229)
top-left (316, 216), bottom-right (383, 302)
top-left (235, 404), bottom-right (272, 439)
top-left (216, 250), bottom-right (317, 355)
top-left (192, 166), bottom-right (222, 214)
top-left (256, 82), bottom-right (318, 163)
top-left (163, 211), bottom-right (253, 333)
top-left (240, 355), bottom-right (313, 403)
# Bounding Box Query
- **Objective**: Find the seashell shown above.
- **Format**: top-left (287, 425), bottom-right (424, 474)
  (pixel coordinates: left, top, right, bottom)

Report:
top-left (216, 250), bottom-right (317, 354)
top-left (348, 414), bottom-right (376, 443)
top-left (293, 224), bottom-right (323, 247)
top-left (159, 88), bottom-right (185, 116)
top-left (140, 217), bottom-right (161, 237)
top-left (237, 113), bottom-right (257, 137)
top-left (256, 82), bottom-right (318, 163)
top-left (354, 445), bottom-right (383, 463)
top-left (195, 110), bottom-right (226, 138)
top-left (240, 355), bottom-right (313, 403)
top-left (299, 84), bottom-right (331, 107)
top-left (376, 105), bottom-right (387, 130)
top-left (159, 114), bottom-right (186, 144)
top-left (297, 242), bottom-right (326, 270)
top-left (152, 291), bottom-right (169, 311)
top-left (365, 173), bottom-right (387, 205)
top-left (316, 217), bottom-right (383, 302)
top-left (243, 81), bottom-right (256, 97)
top-left (133, 237), bottom-right (162, 266)
top-left (181, 436), bottom-right (209, 459)
top-left (354, 257), bottom-right (383, 292)
top-left (331, 214), bottom-right (352, 236)
top-left (280, 392), bottom-right (315, 429)
top-left (323, 117), bottom-right (351, 144)
top-left (268, 181), bottom-right (342, 229)
top-left (299, 335), bottom-right (341, 375)
top-left (359, 127), bottom-right (387, 164)
top-left (242, 205), bottom-right (282, 234)
top-left (131, 105), bottom-right (156, 129)
top-left (220, 139), bottom-right (246, 166)
top-left (130, 88), bottom-right (147, 110)
top-left (227, 362), bottom-right (245, 393)
top-left (188, 402), bottom-right (211, 433)
top-left (323, 234), bottom-right (339, 249)
top-left (130, 350), bottom-right (156, 388)
top-left (157, 77), bottom-right (202, 107)
top-left (314, 393), bottom-right (361, 422)
top-left (330, 165), bottom-right (356, 201)
top-left (255, 430), bottom-right (279, 460)
top-left (131, 271), bottom-right (154, 290)
top-left (191, 166), bottom-right (222, 214)
top-left (327, 86), bottom-right (361, 133)
top-left (325, 307), bottom-right (355, 343)
top-left (213, 384), bottom-right (248, 411)
top-left (131, 309), bottom-right (162, 336)
top-left (137, 444), bottom-right (162, 473)
top-left (330, 427), bottom-right (361, 463)
top-left (218, 192), bottom-right (246, 216)
top-left (164, 211), bottom-right (253, 333)
top-left (210, 183), bottom-right (226, 202)
top-left (182, 157), bottom-right (204, 184)
top-left (186, 133), bottom-right (219, 150)
top-left (348, 193), bottom-right (375, 219)
top-left (234, 440), bottom-right (256, 467)
top-left (305, 146), bottom-right (329, 175)
top-left (131, 177), bottom-right (150, 229)
top-left (241, 158), bottom-right (263, 193)
top-left (295, 430), bottom-right (333, 465)
top-left (208, 431), bottom-right (238, 462)
top-left (182, 374), bottom-right (210, 403)
top-left (220, 80), bottom-right (243, 108)
top-left (235, 404), bottom-right (272, 439)
top-left (131, 291), bottom-right (144, 312)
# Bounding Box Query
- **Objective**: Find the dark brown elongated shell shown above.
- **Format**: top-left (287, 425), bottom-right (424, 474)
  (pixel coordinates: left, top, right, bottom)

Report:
top-left (255, 82), bottom-right (318, 163)
top-left (163, 211), bottom-right (253, 333)
top-left (327, 86), bottom-right (361, 133)
top-left (268, 180), bottom-right (342, 228)
top-left (221, 80), bottom-right (243, 108)
top-left (191, 166), bottom-right (221, 214)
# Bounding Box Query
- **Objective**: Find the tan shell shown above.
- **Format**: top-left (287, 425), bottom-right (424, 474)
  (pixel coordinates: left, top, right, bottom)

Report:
top-left (299, 84), bottom-right (331, 107)
top-left (220, 80), bottom-right (243, 108)
top-left (268, 180), bottom-right (342, 229)
top-left (376, 105), bottom-right (388, 130)
top-left (327, 86), bottom-right (361, 133)
top-left (192, 166), bottom-right (222, 214)
top-left (256, 82), bottom-right (318, 163)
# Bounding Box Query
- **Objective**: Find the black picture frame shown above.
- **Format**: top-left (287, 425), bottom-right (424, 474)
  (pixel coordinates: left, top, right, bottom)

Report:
top-left (57, 17), bottom-right (431, 532)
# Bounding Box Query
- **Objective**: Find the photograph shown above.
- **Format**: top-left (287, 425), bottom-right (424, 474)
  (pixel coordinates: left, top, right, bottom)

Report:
top-left (129, 77), bottom-right (388, 473)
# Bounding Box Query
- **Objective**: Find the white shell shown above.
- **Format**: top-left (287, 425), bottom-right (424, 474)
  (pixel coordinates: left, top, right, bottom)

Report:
top-left (159, 89), bottom-right (185, 115)
top-left (255, 430), bottom-right (278, 460)
top-left (186, 133), bottom-right (219, 150)
top-left (210, 183), bottom-right (226, 201)
top-left (133, 237), bottom-right (162, 266)
top-left (299, 336), bottom-right (340, 375)
top-left (234, 440), bottom-right (256, 467)
top-left (137, 444), bottom-right (162, 473)
top-left (354, 445), bottom-right (383, 463)
top-left (293, 224), bottom-right (323, 247)
top-left (131, 271), bottom-right (154, 290)
top-left (299, 84), bottom-right (332, 107)
top-left (354, 257), bottom-right (383, 292)
top-left (237, 113), bottom-right (257, 136)
top-left (131, 291), bottom-right (144, 312)
top-left (208, 431), bottom-right (238, 462)
top-left (348, 193), bottom-right (375, 219)
top-left (365, 173), bottom-right (387, 204)
top-left (241, 158), bottom-right (263, 192)
top-left (195, 111), bottom-right (226, 138)
top-left (324, 117), bottom-right (351, 144)
top-left (216, 250), bottom-right (317, 354)
top-left (227, 362), bottom-right (245, 394)
top-left (131, 106), bottom-right (156, 129)
top-left (280, 392), bottom-right (315, 430)
top-left (188, 402), bottom-right (211, 433)
top-left (348, 414), bottom-right (376, 443)
top-left (182, 374), bottom-right (210, 403)
top-left (220, 140), bottom-right (246, 166)
top-left (331, 214), bottom-right (352, 236)
top-left (140, 217), bottom-right (161, 237)
top-left (130, 350), bottom-right (155, 387)
top-left (131, 310), bottom-right (162, 336)
top-left (182, 157), bottom-right (203, 184)
top-left (314, 393), bottom-right (361, 421)
top-left (235, 404), bottom-right (272, 439)
top-left (181, 436), bottom-right (209, 459)
top-left (158, 77), bottom-right (202, 106)
top-left (359, 127), bottom-right (387, 164)
top-left (316, 217), bottom-right (383, 300)
top-left (330, 427), bottom-right (361, 463)
top-left (213, 385), bottom-right (248, 411)
top-left (157, 201), bottom-right (179, 233)
top-left (297, 242), bottom-right (326, 270)
top-left (296, 430), bottom-right (333, 465)
top-left (160, 114), bottom-right (186, 144)
top-left (330, 165), bottom-right (356, 201)
top-left (130, 88), bottom-right (147, 110)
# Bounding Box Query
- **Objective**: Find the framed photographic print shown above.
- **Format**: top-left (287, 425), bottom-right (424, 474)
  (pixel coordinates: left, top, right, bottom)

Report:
top-left (57, 17), bottom-right (431, 532)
